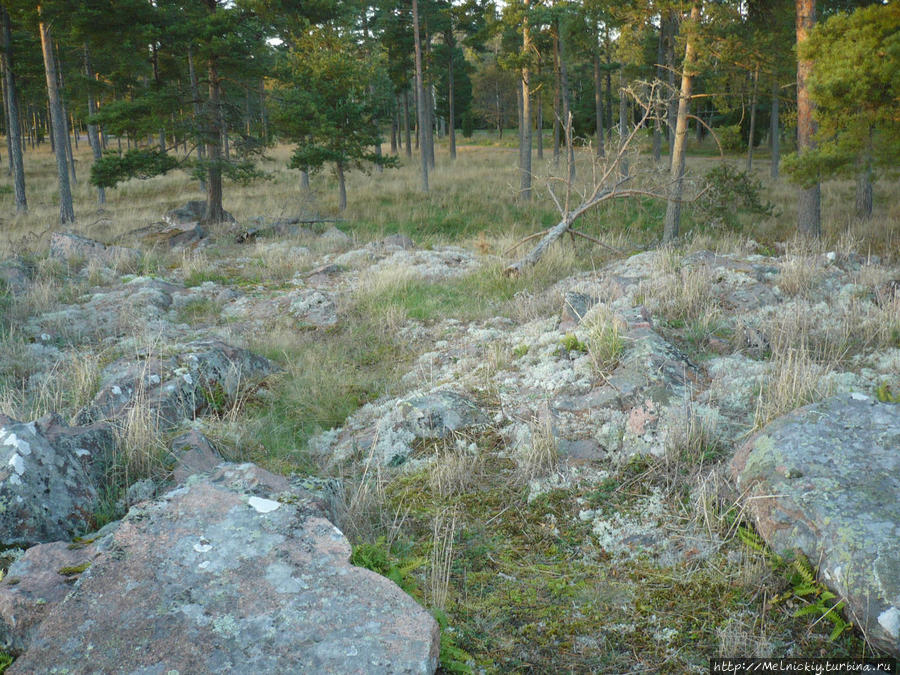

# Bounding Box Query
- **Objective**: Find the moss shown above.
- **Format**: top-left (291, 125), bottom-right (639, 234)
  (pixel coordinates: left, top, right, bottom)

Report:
top-left (57, 562), bottom-right (91, 576)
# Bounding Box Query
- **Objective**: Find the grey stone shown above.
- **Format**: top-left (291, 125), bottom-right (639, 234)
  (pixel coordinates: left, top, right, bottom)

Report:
top-left (169, 430), bottom-right (224, 484)
top-left (0, 414), bottom-right (114, 547)
top-left (731, 394), bottom-right (900, 657)
top-left (320, 225), bottom-right (351, 244)
top-left (0, 540), bottom-right (100, 655)
top-left (562, 292), bottom-right (598, 324)
top-left (381, 233), bottom-right (416, 250)
top-left (49, 232), bottom-right (139, 267)
top-left (0, 258), bottom-right (32, 296)
top-left (8, 464), bottom-right (439, 675)
top-left (78, 339), bottom-right (276, 429)
top-left (164, 200), bottom-right (234, 226)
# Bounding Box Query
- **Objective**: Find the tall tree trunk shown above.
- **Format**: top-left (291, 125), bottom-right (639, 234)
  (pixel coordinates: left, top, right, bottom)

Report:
top-left (594, 51), bottom-right (605, 158)
top-left (336, 160), bottom-right (347, 211)
top-left (746, 65), bottom-right (759, 171)
top-left (618, 70), bottom-right (629, 178)
top-left (1, 64), bottom-right (11, 176)
top-left (652, 22), bottom-right (664, 162)
top-left (412, 0), bottom-right (429, 192)
top-left (425, 81), bottom-right (435, 169)
top-left (796, 0), bottom-right (820, 236)
top-left (665, 12), bottom-right (678, 165)
top-left (536, 88), bottom-right (543, 160)
top-left (2, 7), bottom-right (26, 213)
top-left (259, 79), bottom-right (268, 144)
top-left (520, 1), bottom-right (532, 201)
top-left (390, 101), bottom-right (398, 154)
top-left (552, 29), bottom-right (561, 166)
top-left (300, 169), bottom-right (310, 190)
top-left (203, 3), bottom-right (225, 223)
top-left (64, 105), bottom-right (76, 184)
top-left (663, 3), bottom-right (700, 243)
top-left (605, 31), bottom-right (613, 147)
top-left (448, 50), bottom-right (456, 160)
top-left (187, 46), bottom-right (207, 192)
top-left (39, 6), bottom-right (74, 224)
top-left (84, 45), bottom-right (106, 205)
top-left (770, 78), bottom-right (780, 178)
top-left (559, 27), bottom-right (574, 182)
top-left (403, 90), bottom-right (412, 158)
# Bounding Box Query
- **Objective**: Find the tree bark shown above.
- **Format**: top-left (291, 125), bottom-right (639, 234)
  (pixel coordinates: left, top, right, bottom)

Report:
top-left (1, 62), bottom-right (10, 176)
top-left (618, 70), bottom-right (629, 178)
top-left (2, 7), bottom-right (26, 213)
top-left (558, 26), bottom-right (574, 182)
top-left (746, 65), bottom-right (759, 171)
top-left (796, 0), bottom-right (820, 236)
top-left (390, 102), bottom-right (398, 154)
top-left (188, 46), bottom-right (207, 191)
top-left (300, 170), bottom-right (310, 190)
top-left (84, 45), bottom-right (105, 205)
top-left (552, 29), bottom-right (561, 166)
top-left (448, 50), bottom-right (456, 160)
top-left (412, 0), bottom-right (429, 192)
top-left (39, 5), bottom-right (74, 224)
top-left (520, 0), bottom-right (532, 201)
top-left (403, 90), bottom-right (412, 158)
top-left (203, 2), bottom-right (225, 224)
top-left (855, 132), bottom-right (873, 220)
top-left (665, 12), bottom-right (678, 164)
top-left (536, 87), bottom-right (543, 160)
top-left (770, 78), bottom-right (780, 178)
top-left (653, 22), bottom-right (664, 162)
top-left (336, 160), bottom-right (347, 211)
top-left (663, 3), bottom-right (700, 243)
top-left (594, 52), bottom-right (605, 158)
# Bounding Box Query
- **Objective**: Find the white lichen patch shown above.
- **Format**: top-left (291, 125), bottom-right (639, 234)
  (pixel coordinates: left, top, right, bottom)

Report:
top-left (878, 607), bottom-right (900, 640)
top-left (248, 496), bottom-right (281, 513)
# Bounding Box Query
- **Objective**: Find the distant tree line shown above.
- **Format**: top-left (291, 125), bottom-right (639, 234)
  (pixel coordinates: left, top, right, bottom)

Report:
top-left (0, 0), bottom-right (893, 232)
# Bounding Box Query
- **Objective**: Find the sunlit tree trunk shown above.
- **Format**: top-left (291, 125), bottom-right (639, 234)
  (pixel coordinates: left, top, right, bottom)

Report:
top-left (39, 4), bottom-right (74, 224)
top-left (412, 0), bottom-right (429, 192)
top-left (2, 7), bottom-right (26, 213)
top-left (84, 45), bottom-right (105, 205)
top-left (594, 51), bottom-right (605, 158)
top-left (796, 0), bottom-right (820, 236)
top-left (520, 0), bottom-right (532, 201)
top-left (663, 3), bottom-right (700, 243)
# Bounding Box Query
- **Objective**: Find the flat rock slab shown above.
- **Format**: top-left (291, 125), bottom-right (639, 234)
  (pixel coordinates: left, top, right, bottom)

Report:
top-left (731, 394), bottom-right (900, 656)
top-left (0, 540), bottom-right (100, 654)
top-left (49, 232), bottom-right (139, 267)
top-left (0, 414), bottom-right (114, 547)
top-left (9, 464), bottom-right (439, 675)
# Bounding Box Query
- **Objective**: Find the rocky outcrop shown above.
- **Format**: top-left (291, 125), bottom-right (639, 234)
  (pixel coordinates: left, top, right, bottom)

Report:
top-left (0, 258), bottom-right (31, 296)
top-left (49, 232), bottom-right (139, 267)
top-left (7, 463), bottom-right (440, 674)
top-left (77, 339), bottom-right (276, 429)
top-left (731, 393), bottom-right (900, 657)
top-left (0, 415), bottom-right (114, 547)
top-left (164, 200), bottom-right (234, 226)
top-left (169, 429), bottom-right (225, 484)
top-left (223, 287), bottom-right (338, 328)
top-left (0, 539), bottom-right (100, 654)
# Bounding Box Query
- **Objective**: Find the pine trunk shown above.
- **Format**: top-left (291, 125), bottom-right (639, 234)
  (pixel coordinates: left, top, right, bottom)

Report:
top-left (796, 0), bottom-right (820, 236)
top-left (746, 66), bottom-right (759, 171)
top-left (336, 160), bottom-right (347, 211)
top-left (536, 90), bottom-right (543, 160)
top-left (665, 13), bottom-right (677, 165)
top-left (663, 3), bottom-right (700, 243)
top-left (448, 52), bottom-right (456, 160)
top-left (204, 34), bottom-right (225, 223)
top-left (188, 46), bottom-right (207, 191)
top-left (770, 78), bottom-right (780, 179)
top-left (552, 29), bottom-right (561, 166)
top-left (403, 90), bottom-right (412, 158)
top-left (559, 28), bottom-right (574, 182)
top-left (39, 7), bottom-right (74, 224)
top-left (618, 70), bottom-right (629, 178)
top-left (412, 0), bottom-right (429, 192)
top-left (520, 1), bottom-right (532, 201)
top-left (594, 52), bottom-right (604, 158)
top-left (2, 7), bottom-right (26, 213)
top-left (653, 23), bottom-right (664, 162)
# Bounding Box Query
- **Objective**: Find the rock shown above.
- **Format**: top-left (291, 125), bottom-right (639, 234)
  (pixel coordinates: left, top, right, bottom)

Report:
top-left (223, 288), bottom-right (337, 329)
top-left (127, 220), bottom-right (207, 248)
top-left (381, 233), bottom-right (415, 250)
top-left (562, 291), bottom-right (598, 324)
top-left (731, 393), bottom-right (900, 657)
top-left (0, 258), bottom-right (32, 296)
top-left (288, 288), bottom-right (337, 327)
top-left (0, 539), bottom-right (100, 655)
top-left (164, 200), bottom-right (234, 226)
top-left (320, 225), bottom-right (351, 244)
top-left (78, 339), bottom-right (276, 428)
top-left (0, 414), bottom-right (114, 547)
top-left (370, 390), bottom-right (488, 466)
top-left (8, 464), bottom-right (440, 675)
top-left (169, 430), bottom-right (225, 484)
top-left (49, 232), bottom-right (139, 267)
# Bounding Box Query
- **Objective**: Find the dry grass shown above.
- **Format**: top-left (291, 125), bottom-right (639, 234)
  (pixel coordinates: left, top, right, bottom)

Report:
top-left (429, 507), bottom-right (459, 612)
top-left (428, 438), bottom-right (484, 499)
top-left (516, 416), bottom-right (559, 483)
top-left (753, 345), bottom-right (832, 430)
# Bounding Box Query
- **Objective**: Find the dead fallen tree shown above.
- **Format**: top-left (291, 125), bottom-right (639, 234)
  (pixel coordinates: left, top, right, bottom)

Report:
top-left (504, 82), bottom-right (702, 276)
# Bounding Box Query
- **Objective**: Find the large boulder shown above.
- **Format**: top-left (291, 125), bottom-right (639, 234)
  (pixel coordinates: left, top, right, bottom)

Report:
top-left (731, 393), bottom-right (900, 657)
top-left (0, 539), bottom-right (100, 654)
top-left (0, 414), bottom-right (114, 547)
top-left (164, 200), bottom-right (234, 226)
top-left (49, 232), bottom-right (139, 267)
top-left (78, 339), bottom-right (276, 429)
top-left (7, 463), bottom-right (440, 674)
